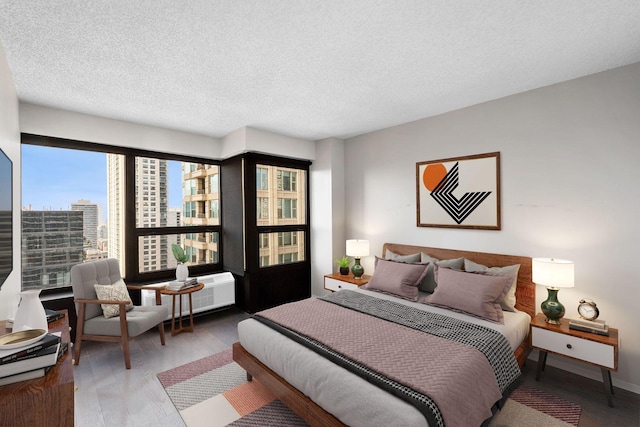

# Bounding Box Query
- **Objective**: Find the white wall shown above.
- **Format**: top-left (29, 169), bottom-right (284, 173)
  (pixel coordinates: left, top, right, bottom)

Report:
top-left (0, 42), bottom-right (21, 319)
top-left (310, 138), bottom-right (345, 296)
top-left (343, 63), bottom-right (640, 393)
top-left (19, 103), bottom-right (221, 158)
top-left (220, 126), bottom-right (316, 161)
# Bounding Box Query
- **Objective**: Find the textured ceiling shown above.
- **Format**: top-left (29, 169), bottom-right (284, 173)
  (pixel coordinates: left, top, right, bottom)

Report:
top-left (1, 1), bottom-right (639, 140)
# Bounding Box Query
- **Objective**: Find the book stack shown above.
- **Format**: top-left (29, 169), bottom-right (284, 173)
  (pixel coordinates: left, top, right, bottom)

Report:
top-left (166, 277), bottom-right (199, 291)
top-left (0, 332), bottom-right (66, 386)
top-left (45, 309), bottom-right (64, 323)
top-left (569, 318), bottom-right (609, 336)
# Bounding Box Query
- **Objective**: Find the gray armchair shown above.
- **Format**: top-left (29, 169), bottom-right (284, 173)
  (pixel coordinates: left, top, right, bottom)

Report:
top-left (70, 259), bottom-right (168, 369)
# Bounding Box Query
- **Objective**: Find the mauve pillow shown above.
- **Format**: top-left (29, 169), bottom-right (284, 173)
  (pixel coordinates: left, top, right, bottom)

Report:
top-left (464, 259), bottom-right (520, 312)
top-left (363, 257), bottom-right (429, 301)
top-left (424, 266), bottom-right (513, 323)
top-left (419, 253), bottom-right (464, 293)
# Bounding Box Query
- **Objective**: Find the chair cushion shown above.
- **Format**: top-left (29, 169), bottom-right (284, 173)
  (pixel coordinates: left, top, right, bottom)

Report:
top-left (71, 259), bottom-right (123, 320)
top-left (82, 306), bottom-right (169, 337)
top-left (94, 279), bottom-right (134, 318)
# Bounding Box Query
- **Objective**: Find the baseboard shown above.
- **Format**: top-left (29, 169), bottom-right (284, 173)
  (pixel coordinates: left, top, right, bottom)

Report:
top-left (528, 350), bottom-right (640, 395)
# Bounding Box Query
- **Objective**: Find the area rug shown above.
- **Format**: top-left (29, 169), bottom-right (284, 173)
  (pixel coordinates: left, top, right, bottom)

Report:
top-left (157, 349), bottom-right (581, 427)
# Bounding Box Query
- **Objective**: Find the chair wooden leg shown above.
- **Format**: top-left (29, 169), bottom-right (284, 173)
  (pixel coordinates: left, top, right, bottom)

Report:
top-left (73, 303), bottom-right (86, 366)
top-left (158, 322), bottom-right (166, 345)
top-left (119, 311), bottom-right (131, 369)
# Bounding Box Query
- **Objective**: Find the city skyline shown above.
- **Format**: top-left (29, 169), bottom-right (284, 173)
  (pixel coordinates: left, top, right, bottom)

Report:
top-left (21, 145), bottom-right (184, 218)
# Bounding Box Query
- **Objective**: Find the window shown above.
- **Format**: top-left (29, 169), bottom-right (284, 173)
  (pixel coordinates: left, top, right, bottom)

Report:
top-left (278, 252), bottom-right (298, 264)
top-left (277, 170), bottom-right (297, 191)
top-left (209, 174), bottom-right (219, 193)
top-left (255, 162), bottom-right (307, 268)
top-left (277, 198), bottom-right (297, 219)
top-left (184, 179), bottom-right (197, 196)
top-left (257, 197), bottom-right (269, 220)
top-left (21, 134), bottom-right (223, 291)
top-left (209, 200), bottom-right (219, 218)
top-left (256, 167), bottom-right (268, 190)
top-left (258, 231), bottom-right (305, 267)
top-left (278, 231), bottom-right (297, 246)
top-left (184, 201), bottom-right (196, 218)
top-left (259, 233), bottom-right (269, 248)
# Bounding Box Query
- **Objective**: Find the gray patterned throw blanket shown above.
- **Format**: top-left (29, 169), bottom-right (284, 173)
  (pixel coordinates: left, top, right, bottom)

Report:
top-left (254, 291), bottom-right (521, 427)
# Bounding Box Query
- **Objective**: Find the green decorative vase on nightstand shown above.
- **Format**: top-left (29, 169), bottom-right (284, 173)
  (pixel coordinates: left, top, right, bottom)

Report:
top-left (351, 258), bottom-right (364, 279)
top-left (541, 287), bottom-right (565, 324)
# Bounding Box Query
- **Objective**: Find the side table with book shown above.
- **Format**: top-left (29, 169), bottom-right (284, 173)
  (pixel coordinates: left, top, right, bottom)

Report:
top-left (0, 309), bottom-right (74, 426)
top-left (161, 281), bottom-right (205, 336)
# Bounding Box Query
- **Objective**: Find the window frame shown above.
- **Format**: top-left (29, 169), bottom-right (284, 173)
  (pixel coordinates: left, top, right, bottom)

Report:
top-left (242, 153), bottom-right (310, 271)
top-left (21, 133), bottom-right (223, 292)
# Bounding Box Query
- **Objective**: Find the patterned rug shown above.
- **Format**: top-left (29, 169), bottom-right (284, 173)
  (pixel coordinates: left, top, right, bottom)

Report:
top-left (157, 349), bottom-right (581, 427)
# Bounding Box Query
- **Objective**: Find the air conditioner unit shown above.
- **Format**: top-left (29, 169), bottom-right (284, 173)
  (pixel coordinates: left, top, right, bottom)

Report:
top-left (140, 272), bottom-right (235, 321)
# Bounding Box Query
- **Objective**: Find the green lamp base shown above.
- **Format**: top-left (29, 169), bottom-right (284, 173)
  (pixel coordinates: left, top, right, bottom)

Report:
top-left (541, 287), bottom-right (566, 325)
top-left (351, 258), bottom-right (364, 279)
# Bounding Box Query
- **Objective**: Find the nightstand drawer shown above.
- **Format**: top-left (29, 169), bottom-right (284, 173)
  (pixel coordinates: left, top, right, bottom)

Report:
top-left (532, 327), bottom-right (615, 369)
top-left (324, 277), bottom-right (359, 292)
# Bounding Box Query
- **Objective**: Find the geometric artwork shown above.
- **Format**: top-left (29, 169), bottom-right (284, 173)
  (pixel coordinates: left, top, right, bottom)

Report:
top-left (416, 152), bottom-right (500, 229)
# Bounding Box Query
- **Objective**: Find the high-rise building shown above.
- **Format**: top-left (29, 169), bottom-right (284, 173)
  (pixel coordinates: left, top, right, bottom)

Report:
top-left (107, 154), bottom-right (125, 270)
top-left (107, 155), bottom-right (169, 273)
top-left (21, 210), bottom-right (83, 290)
top-left (181, 163), bottom-right (220, 264)
top-left (71, 199), bottom-right (98, 249)
top-left (167, 207), bottom-right (181, 269)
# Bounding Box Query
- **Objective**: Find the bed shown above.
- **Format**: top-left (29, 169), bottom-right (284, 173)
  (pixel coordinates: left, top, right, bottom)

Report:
top-left (232, 243), bottom-right (535, 427)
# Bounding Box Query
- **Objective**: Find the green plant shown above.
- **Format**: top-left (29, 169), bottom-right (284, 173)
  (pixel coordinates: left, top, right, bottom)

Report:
top-left (171, 244), bottom-right (189, 263)
top-left (334, 255), bottom-right (351, 268)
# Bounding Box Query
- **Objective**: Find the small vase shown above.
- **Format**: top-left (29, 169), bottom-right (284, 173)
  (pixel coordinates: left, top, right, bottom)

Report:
top-left (339, 267), bottom-right (350, 275)
top-left (12, 289), bottom-right (48, 332)
top-left (176, 263), bottom-right (189, 281)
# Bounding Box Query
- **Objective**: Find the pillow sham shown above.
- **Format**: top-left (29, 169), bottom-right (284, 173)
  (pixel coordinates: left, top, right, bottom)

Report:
top-left (464, 259), bottom-right (520, 312)
top-left (363, 257), bottom-right (429, 301)
top-left (385, 249), bottom-right (422, 263)
top-left (94, 279), bottom-right (134, 319)
top-left (424, 266), bottom-right (513, 323)
top-left (419, 253), bottom-right (464, 293)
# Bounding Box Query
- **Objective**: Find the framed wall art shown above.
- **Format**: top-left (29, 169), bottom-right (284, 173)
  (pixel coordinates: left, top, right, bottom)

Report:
top-left (416, 152), bottom-right (500, 230)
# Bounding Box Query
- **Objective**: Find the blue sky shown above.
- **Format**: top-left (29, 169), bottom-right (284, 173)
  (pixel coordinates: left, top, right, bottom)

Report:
top-left (21, 145), bottom-right (183, 220)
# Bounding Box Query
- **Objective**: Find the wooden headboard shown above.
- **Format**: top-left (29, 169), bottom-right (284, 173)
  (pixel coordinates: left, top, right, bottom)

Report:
top-left (381, 243), bottom-right (536, 319)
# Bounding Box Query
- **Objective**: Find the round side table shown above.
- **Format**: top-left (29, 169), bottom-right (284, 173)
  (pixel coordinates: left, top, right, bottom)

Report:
top-left (161, 282), bottom-right (205, 336)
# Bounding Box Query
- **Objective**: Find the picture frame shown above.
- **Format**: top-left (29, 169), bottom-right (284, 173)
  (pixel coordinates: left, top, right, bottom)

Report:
top-left (416, 152), bottom-right (500, 230)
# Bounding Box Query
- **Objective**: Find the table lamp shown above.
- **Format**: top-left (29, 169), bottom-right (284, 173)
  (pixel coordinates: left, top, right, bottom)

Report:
top-left (346, 239), bottom-right (369, 279)
top-left (533, 257), bottom-right (575, 324)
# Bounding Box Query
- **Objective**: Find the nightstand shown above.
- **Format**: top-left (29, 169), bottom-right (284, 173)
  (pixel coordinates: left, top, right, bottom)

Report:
top-left (530, 313), bottom-right (619, 407)
top-left (324, 273), bottom-right (371, 292)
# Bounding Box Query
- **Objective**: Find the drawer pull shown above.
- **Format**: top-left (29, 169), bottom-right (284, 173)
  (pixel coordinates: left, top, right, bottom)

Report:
top-left (566, 344), bottom-right (572, 349)
top-left (338, 285), bottom-right (342, 288)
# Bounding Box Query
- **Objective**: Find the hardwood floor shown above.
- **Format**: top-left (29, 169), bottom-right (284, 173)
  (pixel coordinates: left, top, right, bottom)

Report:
top-left (73, 307), bottom-right (639, 427)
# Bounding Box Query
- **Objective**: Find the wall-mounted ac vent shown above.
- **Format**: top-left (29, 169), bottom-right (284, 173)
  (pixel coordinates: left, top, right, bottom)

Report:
top-left (141, 272), bottom-right (235, 320)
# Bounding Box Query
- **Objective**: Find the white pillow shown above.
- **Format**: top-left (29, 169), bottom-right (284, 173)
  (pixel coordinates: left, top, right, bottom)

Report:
top-left (94, 279), bottom-right (134, 318)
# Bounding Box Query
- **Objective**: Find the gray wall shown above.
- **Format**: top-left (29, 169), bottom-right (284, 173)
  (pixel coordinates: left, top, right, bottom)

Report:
top-left (344, 63), bottom-right (640, 393)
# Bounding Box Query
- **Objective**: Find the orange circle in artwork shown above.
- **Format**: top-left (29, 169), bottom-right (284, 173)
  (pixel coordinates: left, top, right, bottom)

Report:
top-left (423, 163), bottom-right (447, 191)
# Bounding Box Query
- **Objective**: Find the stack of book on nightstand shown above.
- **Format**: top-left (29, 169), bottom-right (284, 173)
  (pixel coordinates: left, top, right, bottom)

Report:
top-left (569, 318), bottom-right (610, 336)
top-left (166, 277), bottom-right (198, 291)
top-left (0, 332), bottom-right (66, 386)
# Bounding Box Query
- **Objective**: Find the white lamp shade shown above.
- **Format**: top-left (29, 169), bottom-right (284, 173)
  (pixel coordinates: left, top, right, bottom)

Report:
top-left (532, 258), bottom-right (574, 288)
top-left (346, 239), bottom-right (370, 258)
